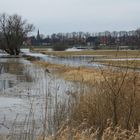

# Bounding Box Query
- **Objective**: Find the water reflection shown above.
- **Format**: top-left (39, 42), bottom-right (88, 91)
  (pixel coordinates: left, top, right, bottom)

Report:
top-left (0, 58), bottom-right (33, 91)
top-left (42, 55), bottom-right (104, 68)
top-left (0, 57), bottom-right (86, 137)
top-left (0, 60), bottom-right (23, 74)
top-left (0, 79), bottom-right (14, 90)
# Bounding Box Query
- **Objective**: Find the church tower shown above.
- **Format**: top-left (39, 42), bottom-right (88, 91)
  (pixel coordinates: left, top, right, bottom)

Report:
top-left (36, 29), bottom-right (41, 41)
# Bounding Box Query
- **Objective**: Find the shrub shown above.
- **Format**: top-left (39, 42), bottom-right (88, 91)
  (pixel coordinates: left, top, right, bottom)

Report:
top-left (52, 43), bottom-right (69, 51)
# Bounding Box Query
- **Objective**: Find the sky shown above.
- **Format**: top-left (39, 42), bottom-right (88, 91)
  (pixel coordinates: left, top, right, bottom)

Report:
top-left (0, 0), bottom-right (140, 35)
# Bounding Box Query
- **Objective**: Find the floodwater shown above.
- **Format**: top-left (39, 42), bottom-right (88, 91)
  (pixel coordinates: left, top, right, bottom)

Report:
top-left (22, 49), bottom-right (104, 68)
top-left (24, 53), bottom-right (104, 68)
top-left (42, 55), bottom-right (104, 68)
top-left (0, 57), bottom-right (84, 138)
top-left (1, 50), bottom-right (139, 139)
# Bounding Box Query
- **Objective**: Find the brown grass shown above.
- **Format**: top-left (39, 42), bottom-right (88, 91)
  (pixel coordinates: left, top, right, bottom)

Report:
top-left (37, 122), bottom-right (140, 140)
top-left (33, 49), bottom-right (140, 58)
top-left (32, 59), bottom-right (140, 140)
top-left (95, 59), bottom-right (140, 69)
top-left (33, 60), bottom-right (140, 86)
top-left (33, 60), bottom-right (109, 85)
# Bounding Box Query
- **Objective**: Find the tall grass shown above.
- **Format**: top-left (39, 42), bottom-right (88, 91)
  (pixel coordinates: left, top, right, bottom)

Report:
top-left (38, 66), bottom-right (140, 140)
top-left (56, 67), bottom-right (140, 139)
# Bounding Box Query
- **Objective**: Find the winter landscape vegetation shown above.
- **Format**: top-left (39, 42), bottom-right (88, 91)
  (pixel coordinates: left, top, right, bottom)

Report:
top-left (0, 0), bottom-right (140, 140)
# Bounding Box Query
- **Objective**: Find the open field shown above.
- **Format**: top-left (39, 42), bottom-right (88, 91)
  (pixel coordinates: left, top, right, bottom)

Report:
top-left (33, 49), bottom-right (140, 58)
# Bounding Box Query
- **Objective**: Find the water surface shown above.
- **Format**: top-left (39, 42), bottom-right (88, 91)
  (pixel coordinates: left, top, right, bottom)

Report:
top-left (0, 57), bottom-right (81, 137)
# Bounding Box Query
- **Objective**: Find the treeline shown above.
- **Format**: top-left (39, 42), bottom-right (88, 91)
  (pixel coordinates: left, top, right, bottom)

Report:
top-left (27, 29), bottom-right (140, 50)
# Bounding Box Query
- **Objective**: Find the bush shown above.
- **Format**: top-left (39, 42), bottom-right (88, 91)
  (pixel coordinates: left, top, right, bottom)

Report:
top-left (52, 42), bottom-right (69, 51)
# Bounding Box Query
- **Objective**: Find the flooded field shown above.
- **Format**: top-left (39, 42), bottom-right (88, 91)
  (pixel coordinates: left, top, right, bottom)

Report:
top-left (24, 52), bottom-right (103, 69)
top-left (1, 50), bottom-right (140, 139)
top-left (0, 57), bottom-right (87, 139)
top-left (42, 55), bottom-right (104, 68)
top-left (26, 49), bottom-right (140, 69)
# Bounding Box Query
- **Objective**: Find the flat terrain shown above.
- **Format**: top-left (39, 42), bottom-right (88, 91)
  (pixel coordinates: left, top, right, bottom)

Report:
top-left (33, 49), bottom-right (140, 58)
top-left (32, 48), bottom-right (140, 69)
top-left (33, 61), bottom-right (105, 85)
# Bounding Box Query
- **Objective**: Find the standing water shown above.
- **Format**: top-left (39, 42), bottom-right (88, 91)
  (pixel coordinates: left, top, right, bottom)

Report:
top-left (0, 57), bottom-right (84, 139)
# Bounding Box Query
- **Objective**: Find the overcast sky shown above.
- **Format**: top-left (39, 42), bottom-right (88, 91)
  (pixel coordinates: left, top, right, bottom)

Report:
top-left (1, 0), bottom-right (140, 35)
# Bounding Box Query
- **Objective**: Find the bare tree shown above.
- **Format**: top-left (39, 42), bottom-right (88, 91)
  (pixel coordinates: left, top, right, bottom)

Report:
top-left (0, 13), bottom-right (34, 55)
